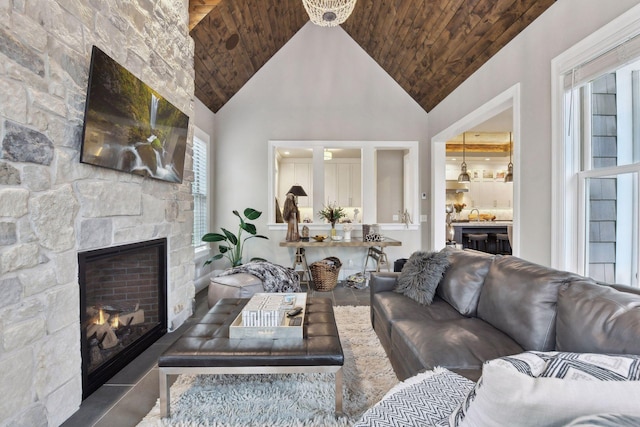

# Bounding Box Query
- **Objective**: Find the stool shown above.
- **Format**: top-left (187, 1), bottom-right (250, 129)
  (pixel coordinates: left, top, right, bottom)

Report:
top-left (496, 233), bottom-right (511, 254)
top-left (465, 233), bottom-right (488, 252)
top-left (208, 273), bottom-right (263, 308)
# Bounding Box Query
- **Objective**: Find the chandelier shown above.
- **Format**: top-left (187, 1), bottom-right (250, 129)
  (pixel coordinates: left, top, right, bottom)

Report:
top-left (302, 0), bottom-right (357, 27)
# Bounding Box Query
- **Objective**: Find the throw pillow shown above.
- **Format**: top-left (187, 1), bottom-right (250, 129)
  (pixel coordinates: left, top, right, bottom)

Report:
top-left (394, 250), bottom-right (450, 305)
top-left (449, 352), bottom-right (640, 427)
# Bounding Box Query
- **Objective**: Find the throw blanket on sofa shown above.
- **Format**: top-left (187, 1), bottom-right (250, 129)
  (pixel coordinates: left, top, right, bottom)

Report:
top-left (218, 261), bottom-right (302, 293)
top-left (354, 368), bottom-right (473, 427)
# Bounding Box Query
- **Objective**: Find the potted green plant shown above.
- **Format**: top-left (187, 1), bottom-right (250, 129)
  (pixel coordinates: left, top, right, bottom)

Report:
top-left (318, 202), bottom-right (347, 237)
top-left (202, 208), bottom-right (268, 267)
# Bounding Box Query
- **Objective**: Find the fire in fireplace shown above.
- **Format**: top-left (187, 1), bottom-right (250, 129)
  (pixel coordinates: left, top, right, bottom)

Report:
top-left (79, 238), bottom-right (167, 398)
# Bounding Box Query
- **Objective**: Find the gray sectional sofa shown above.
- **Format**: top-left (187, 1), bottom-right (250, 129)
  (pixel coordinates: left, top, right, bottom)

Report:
top-left (370, 248), bottom-right (640, 382)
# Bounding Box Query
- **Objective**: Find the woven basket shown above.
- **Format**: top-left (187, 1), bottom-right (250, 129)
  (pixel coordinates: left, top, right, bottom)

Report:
top-left (310, 257), bottom-right (342, 291)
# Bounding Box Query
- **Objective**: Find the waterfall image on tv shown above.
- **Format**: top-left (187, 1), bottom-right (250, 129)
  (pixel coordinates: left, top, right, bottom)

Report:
top-left (80, 46), bottom-right (188, 183)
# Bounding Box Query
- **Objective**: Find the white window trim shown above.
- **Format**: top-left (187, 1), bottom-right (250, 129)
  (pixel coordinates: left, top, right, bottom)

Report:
top-left (193, 126), bottom-right (210, 254)
top-left (431, 83), bottom-right (521, 254)
top-left (267, 140), bottom-right (420, 231)
top-left (551, 4), bottom-right (640, 272)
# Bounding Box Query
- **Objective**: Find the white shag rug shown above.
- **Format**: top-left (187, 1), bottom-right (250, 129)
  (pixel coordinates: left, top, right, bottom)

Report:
top-left (137, 305), bottom-right (399, 427)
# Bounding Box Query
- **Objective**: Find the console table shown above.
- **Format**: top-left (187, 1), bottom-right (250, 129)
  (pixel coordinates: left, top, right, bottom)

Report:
top-left (279, 238), bottom-right (402, 283)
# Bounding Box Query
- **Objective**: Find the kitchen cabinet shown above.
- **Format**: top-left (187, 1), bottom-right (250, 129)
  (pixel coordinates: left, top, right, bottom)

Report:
top-left (279, 160), bottom-right (313, 207)
top-left (325, 161), bottom-right (361, 207)
top-left (468, 181), bottom-right (512, 209)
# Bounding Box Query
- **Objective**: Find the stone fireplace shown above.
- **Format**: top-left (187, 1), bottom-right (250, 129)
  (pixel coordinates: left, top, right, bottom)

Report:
top-left (79, 239), bottom-right (168, 398)
top-left (0, 1), bottom-right (196, 425)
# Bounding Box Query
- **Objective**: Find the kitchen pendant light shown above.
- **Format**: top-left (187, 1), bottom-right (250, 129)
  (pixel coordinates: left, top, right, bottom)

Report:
top-left (302, 0), bottom-right (357, 27)
top-left (504, 132), bottom-right (513, 183)
top-left (458, 133), bottom-right (471, 183)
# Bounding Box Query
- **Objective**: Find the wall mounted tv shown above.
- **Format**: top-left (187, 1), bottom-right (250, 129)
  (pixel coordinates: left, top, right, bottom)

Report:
top-left (80, 46), bottom-right (188, 183)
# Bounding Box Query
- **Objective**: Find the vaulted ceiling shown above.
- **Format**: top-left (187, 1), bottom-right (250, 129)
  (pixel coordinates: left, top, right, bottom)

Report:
top-left (189, 0), bottom-right (556, 114)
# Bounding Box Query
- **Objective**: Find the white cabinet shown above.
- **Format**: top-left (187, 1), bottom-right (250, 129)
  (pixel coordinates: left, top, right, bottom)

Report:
top-left (324, 163), bottom-right (337, 205)
top-left (279, 160), bottom-right (312, 207)
top-left (325, 161), bottom-right (361, 207)
top-left (338, 163), bottom-right (361, 207)
top-left (468, 181), bottom-right (512, 208)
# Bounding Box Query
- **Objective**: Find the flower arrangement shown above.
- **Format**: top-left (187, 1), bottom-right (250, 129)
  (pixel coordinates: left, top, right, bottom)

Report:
top-left (318, 202), bottom-right (346, 227)
top-left (453, 203), bottom-right (466, 213)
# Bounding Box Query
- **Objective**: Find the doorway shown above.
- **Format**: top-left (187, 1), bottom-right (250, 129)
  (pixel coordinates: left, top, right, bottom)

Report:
top-left (431, 84), bottom-right (521, 255)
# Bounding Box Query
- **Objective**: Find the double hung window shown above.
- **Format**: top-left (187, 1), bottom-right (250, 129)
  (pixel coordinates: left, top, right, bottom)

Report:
top-left (192, 134), bottom-right (209, 248)
top-left (558, 34), bottom-right (640, 286)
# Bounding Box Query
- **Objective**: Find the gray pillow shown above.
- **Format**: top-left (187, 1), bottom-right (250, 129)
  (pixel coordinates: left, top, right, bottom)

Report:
top-left (394, 250), bottom-right (450, 305)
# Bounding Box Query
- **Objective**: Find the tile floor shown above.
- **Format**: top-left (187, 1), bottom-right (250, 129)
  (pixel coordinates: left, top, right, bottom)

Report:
top-left (62, 282), bottom-right (371, 427)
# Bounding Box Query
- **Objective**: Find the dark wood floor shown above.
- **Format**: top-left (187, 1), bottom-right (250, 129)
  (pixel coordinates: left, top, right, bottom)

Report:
top-left (62, 282), bottom-right (370, 427)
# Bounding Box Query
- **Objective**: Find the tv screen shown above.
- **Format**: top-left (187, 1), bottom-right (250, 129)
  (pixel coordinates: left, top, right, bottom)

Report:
top-left (80, 46), bottom-right (189, 183)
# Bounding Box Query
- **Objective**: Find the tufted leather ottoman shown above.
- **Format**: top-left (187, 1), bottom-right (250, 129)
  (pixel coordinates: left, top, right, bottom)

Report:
top-left (158, 297), bottom-right (344, 418)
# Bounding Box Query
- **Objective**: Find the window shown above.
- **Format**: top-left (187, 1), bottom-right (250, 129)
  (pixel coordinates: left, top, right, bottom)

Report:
top-left (554, 22), bottom-right (640, 286)
top-left (192, 134), bottom-right (209, 248)
top-left (268, 140), bottom-right (419, 230)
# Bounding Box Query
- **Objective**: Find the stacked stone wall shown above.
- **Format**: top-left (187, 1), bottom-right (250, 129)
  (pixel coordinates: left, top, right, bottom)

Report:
top-left (0, 1), bottom-right (195, 425)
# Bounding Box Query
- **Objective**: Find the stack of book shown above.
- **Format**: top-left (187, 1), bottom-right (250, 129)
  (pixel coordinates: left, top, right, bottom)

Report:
top-left (241, 294), bottom-right (296, 327)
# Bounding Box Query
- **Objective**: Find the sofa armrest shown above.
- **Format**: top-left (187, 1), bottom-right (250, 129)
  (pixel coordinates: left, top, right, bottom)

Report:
top-left (370, 272), bottom-right (400, 294)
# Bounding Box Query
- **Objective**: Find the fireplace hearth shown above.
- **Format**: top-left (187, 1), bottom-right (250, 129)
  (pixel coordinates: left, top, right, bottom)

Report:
top-left (79, 238), bottom-right (167, 398)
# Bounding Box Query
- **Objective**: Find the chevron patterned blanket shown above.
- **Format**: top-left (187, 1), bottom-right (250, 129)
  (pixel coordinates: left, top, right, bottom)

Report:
top-left (354, 368), bottom-right (473, 427)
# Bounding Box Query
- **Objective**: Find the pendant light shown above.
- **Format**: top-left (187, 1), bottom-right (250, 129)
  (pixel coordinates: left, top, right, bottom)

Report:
top-left (504, 132), bottom-right (513, 183)
top-left (458, 132), bottom-right (471, 183)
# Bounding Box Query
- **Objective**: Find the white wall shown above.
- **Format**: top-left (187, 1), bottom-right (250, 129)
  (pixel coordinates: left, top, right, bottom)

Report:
top-left (428, 0), bottom-right (640, 266)
top-left (214, 23), bottom-right (429, 269)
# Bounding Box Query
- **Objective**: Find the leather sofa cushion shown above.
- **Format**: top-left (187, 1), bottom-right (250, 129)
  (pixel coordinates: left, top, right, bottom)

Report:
top-left (372, 292), bottom-right (462, 337)
top-left (390, 317), bottom-right (523, 377)
top-left (477, 256), bottom-right (585, 351)
top-left (436, 249), bottom-right (494, 317)
top-left (556, 281), bottom-right (640, 354)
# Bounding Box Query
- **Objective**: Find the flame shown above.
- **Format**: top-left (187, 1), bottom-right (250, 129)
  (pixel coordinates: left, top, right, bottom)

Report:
top-left (97, 309), bottom-right (106, 325)
top-left (111, 314), bottom-right (119, 329)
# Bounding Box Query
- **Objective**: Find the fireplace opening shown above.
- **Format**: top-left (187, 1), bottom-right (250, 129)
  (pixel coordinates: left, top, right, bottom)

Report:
top-left (79, 238), bottom-right (167, 399)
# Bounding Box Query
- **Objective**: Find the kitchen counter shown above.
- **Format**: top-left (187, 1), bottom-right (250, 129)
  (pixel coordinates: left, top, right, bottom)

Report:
top-left (451, 221), bottom-right (513, 227)
top-left (450, 222), bottom-right (512, 254)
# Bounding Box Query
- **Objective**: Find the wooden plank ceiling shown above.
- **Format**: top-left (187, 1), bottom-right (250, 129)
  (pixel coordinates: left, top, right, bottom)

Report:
top-left (190, 0), bottom-right (556, 113)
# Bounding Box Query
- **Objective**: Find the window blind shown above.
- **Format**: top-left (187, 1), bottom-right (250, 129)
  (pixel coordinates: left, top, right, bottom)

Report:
top-left (563, 32), bottom-right (640, 90)
top-left (192, 136), bottom-right (208, 246)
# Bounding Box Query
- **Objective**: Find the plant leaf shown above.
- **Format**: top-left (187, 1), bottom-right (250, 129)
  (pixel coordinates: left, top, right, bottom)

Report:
top-left (202, 233), bottom-right (226, 242)
top-left (241, 222), bottom-right (257, 235)
top-left (244, 208), bottom-right (262, 220)
top-left (219, 245), bottom-right (231, 253)
top-left (203, 253), bottom-right (223, 265)
top-left (221, 228), bottom-right (238, 245)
